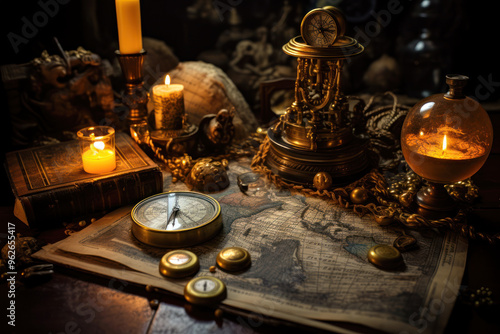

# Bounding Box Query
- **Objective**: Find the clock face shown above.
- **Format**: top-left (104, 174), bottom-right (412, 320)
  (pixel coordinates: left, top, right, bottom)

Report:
top-left (301, 9), bottom-right (339, 47)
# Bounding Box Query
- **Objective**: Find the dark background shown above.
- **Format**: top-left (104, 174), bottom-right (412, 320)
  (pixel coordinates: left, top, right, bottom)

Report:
top-left (1, 0), bottom-right (499, 204)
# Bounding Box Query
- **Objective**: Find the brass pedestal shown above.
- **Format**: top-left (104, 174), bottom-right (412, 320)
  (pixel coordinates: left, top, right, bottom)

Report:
top-left (265, 129), bottom-right (370, 186)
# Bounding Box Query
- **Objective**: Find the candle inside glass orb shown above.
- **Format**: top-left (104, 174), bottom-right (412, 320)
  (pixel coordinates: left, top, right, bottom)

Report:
top-left (401, 74), bottom-right (493, 214)
top-left (401, 75), bottom-right (493, 184)
top-left (402, 130), bottom-right (489, 183)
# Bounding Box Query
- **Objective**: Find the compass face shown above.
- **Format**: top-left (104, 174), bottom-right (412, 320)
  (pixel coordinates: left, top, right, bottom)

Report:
top-left (131, 192), bottom-right (222, 248)
top-left (184, 276), bottom-right (227, 306)
top-left (133, 192), bottom-right (219, 231)
top-left (301, 9), bottom-right (339, 47)
top-left (167, 252), bottom-right (191, 265)
top-left (193, 278), bottom-right (217, 293)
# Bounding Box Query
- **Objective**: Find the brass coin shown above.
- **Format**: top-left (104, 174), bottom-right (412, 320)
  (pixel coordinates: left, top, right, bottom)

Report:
top-left (216, 247), bottom-right (251, 272)
top-left (184, 276), bottom-right (227, 306)
top-left (368, 244), bottom-right (404, 269)
top-left (159, 250), bottom-right (200, 278)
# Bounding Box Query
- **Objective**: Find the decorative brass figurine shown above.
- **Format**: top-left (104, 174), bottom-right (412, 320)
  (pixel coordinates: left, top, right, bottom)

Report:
top-left (7, 45), bottom-right (114, 146)
top-left (199, 108), bottom-right (236, 152)
top-left (263, 6), bottom-right (369, 187)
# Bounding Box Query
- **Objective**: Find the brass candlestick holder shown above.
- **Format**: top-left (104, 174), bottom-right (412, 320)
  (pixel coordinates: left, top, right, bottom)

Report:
top-left (115, 50), bottom-right (149, 126)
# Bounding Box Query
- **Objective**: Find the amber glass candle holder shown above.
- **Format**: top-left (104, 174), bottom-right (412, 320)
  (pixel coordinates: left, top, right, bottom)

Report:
top-left (77, 126), bottom-right (116, 174)
top-left (401, 75), bottom-right (493, 215)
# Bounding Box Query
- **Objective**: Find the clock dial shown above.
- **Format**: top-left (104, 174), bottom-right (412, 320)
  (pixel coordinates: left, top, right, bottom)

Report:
top-left (301, 9), bottom-right (339, 47)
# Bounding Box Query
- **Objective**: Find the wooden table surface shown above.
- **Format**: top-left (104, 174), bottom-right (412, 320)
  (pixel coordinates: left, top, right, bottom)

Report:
top-left (1, 113), bottom-right (499, 334)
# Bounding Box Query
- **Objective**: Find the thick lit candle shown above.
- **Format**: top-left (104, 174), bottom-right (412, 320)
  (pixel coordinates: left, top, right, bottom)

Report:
top-left (402, 132), bottom-right (488, 183)
top-left (153, 75), bottom-right (185, 130)
top-left (82, 141), bottom-right (116, 174)
top-left (116, 0), bottom-right (143, 54)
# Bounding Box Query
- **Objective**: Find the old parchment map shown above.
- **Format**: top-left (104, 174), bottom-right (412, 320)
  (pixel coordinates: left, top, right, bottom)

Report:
top-left (34, 160), bottom-right (467, 333)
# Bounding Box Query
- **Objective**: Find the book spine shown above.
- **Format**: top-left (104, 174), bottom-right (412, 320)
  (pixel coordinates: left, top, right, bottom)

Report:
top-left (20, 168), bottom-right (163, 229)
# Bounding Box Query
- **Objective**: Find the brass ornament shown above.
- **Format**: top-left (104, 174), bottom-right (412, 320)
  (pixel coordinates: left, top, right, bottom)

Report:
top-left (263, 6), bottom-right (369, 187)
top-left (350, 187), bottom-right (369, 204)
top-left (185, 158), bottom-right (230, 192)
top-left (216, 247), bottom-right (252, 272)
top-left (313, 172), bottom-right (332, 191)
top-left (199, 108), bottom-right (236, 151)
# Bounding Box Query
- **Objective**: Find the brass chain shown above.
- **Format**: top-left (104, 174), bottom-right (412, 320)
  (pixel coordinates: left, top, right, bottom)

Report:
top-left (251, 136), bottom-right (500, 244)
top-left (130, 127), bottom-right (262, 183)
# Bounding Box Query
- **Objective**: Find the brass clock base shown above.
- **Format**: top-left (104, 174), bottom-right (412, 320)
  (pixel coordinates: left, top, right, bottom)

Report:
top-left (264, 129), bottom-right (371, 187)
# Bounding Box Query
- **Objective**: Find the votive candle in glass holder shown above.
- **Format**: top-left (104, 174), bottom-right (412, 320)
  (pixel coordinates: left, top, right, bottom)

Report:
top-left (77, 126), bottom-right (116, 174)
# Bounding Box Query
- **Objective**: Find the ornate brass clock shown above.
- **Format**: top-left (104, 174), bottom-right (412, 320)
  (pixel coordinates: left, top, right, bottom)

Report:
top-left (300, 6), bottom-right (345, 47)
top-left (263, 6), bottom-right (369, 187)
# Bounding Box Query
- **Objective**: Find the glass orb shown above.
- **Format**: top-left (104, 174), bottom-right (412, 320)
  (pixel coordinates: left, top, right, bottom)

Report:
top-left (401, 75), bottom-right (493, 183)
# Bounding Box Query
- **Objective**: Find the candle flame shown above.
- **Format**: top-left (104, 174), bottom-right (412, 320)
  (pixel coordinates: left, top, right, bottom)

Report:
top-left (442, 135), bottom-right (447, 151)
top-left (94, 141), bottom-right (105, 151)
top-left (165, 75), bottom-right (170, 85)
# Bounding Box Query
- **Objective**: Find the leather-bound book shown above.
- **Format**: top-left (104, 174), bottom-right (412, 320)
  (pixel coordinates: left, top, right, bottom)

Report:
top-left (4, 132), bottom-right (163, 229)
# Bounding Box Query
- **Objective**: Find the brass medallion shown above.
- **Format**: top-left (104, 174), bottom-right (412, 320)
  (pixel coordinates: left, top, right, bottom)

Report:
top-left (216, 247), bottom-right (251, 272)
top-left (368, 245), bottom-right (404, 269)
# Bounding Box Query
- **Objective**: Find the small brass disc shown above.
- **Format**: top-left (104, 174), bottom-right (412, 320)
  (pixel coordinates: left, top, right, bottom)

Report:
top-left (159, 250), bottom-right (200, 278)
top-left (184, 276), bottom-right (227, 306)
top-left (368, 244), bottom-right (404, 269)
top-left (216, 247), bottom-right (251, 272)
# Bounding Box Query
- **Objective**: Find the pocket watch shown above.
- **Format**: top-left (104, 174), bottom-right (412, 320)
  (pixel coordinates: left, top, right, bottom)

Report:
top-left (300, 6), bottom-right (345, 47)
top-left (131, 191), bottom-right (222, 248)
top-left (184, 276), bottom-right (227, 306)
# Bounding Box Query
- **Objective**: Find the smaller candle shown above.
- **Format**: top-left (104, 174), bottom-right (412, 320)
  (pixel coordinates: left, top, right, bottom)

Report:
top-left (77, 126), bottom-right (116, 174)
top-left (115, 0), bottom-right (143, 54)
top-left (153, 75), bottom-right (185, 130)
top-left (82, 142), bottom-right (116, 174)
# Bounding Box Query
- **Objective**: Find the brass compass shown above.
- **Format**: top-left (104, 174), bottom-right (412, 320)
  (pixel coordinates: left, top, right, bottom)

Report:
top-left (131, 191), bottom-right (222, 248)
